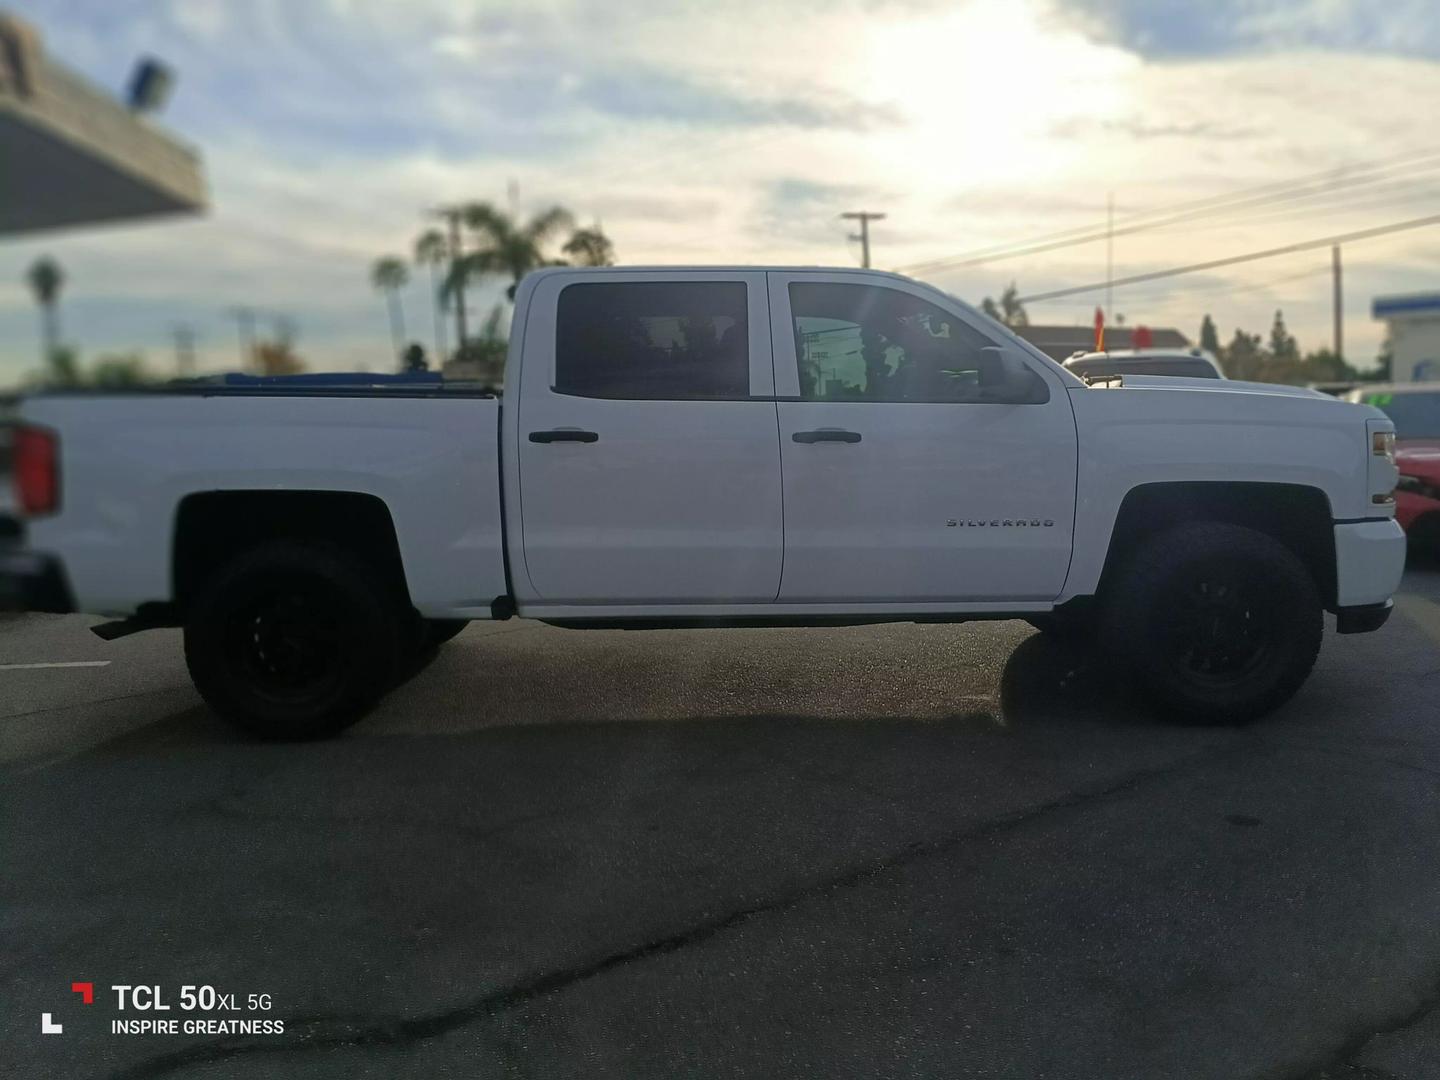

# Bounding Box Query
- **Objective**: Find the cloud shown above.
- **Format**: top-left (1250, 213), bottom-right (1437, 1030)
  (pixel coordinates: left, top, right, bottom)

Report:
top-left (4, 0), bottom-right (1437, 385)
top-left (1050, 117), bottom-right (1261, 141)
top-left (1054, 0), bottom-right (1440, 59)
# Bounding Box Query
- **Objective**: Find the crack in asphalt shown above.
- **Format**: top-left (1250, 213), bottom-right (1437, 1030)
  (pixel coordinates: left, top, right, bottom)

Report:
top-left (103, 743), bottom-right (1238, 1080)
top-left (1295, 968), bottom-right (1440, 1080)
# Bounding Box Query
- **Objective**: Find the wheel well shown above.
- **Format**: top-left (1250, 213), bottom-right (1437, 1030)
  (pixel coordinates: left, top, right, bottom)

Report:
top-left (1100, 482), bottom-right (1337, 607)
top-left (172, 491), bottom-right (411, 613)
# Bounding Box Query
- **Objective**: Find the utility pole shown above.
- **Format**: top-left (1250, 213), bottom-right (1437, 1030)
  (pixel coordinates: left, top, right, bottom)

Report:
top-left (430, 206), bottom-right (468, 349)
top-left (171, 323), bottom-right (196, 376)
top-left (1105, 191), bottom-right (1114, 324)
top-left (1332, 243), bottom-right (1343, 362)
top-left (841, 211), bottom-right (886, 269)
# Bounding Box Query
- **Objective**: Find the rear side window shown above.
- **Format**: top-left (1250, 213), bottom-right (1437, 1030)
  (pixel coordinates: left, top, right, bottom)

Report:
top-left (555, 281), bottom-right (749, 399)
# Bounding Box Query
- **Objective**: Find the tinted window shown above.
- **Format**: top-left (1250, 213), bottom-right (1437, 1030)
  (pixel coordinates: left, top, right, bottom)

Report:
top-left (1359, 390), bottom-right (1440, 439)
top-left (790, 283), bottom-right (1025, 403)
top-left (1068, 358), bottom-right (1220, 379)
top-left (556, 282), bottom-right (749, 399)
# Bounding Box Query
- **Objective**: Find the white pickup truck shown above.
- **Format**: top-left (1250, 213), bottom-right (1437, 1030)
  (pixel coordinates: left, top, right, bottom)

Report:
top-left (1, 267), bottom-right (1406, 737)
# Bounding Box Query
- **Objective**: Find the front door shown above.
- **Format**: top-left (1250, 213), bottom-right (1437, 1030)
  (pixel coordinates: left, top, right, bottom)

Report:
top-left (516, 272), bottom-right (783, 605)
top-left (769, 272), bottom-right (1077, 604)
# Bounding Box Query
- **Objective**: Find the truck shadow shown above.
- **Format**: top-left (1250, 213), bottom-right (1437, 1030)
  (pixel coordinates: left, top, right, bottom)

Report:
top-left (77, 623), bottom-right (1200, 770)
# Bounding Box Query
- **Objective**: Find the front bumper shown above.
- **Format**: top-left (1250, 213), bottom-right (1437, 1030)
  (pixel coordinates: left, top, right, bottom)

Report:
top-left (0, 548), bottom-right (75, 613)
top-left (1333, 518), bottom-right (1406, 610)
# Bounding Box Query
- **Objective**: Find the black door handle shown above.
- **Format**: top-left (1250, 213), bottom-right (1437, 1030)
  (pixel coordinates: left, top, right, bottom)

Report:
top-left (529, 429), bottom-right (599, 444)
top-left (792, 429), bottom-right (861, 444)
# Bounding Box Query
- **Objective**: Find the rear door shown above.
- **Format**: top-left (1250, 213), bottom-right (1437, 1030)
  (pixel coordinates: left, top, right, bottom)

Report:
top-left (769, 271), bottom-right (1078, 603)
top-left (515, 271), bottom-right (783, 605)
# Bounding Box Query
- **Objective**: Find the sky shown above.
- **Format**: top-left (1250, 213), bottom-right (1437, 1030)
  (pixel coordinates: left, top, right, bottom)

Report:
top-left (2, 0), bottom-right (1439, 384)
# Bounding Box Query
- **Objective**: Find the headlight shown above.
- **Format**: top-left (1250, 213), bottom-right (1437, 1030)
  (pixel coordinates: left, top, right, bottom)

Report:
top-left (1366, 419), bottom-right (1398, 512)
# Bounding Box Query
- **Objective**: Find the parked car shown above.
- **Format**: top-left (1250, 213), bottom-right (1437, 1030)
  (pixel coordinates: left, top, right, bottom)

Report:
top-left (1064, 348), bottom-right (1225, 380)
top-left (3, 267), bottom-right (1404, 737)
top-left (1346, 384), bottom-right (1440, 549)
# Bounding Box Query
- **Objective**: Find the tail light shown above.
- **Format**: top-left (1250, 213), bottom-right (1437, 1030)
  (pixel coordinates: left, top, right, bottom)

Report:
top-left (14, 424), bottom-right (60, 516)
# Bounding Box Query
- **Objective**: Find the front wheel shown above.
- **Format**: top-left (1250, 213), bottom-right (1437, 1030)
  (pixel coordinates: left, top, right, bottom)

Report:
top-left (183, 541), bottom-right (400, 739)
top-left (1100, 522), bottom-right (1322, 723)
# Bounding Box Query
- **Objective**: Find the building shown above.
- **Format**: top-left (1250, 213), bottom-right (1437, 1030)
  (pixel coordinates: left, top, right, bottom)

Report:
top-left (0, 11), bottom-right (206, 235)
top-left (1013, 324), bottom-right (1190, 364)
top-left (1372, 293), bottom-right (1440, 383)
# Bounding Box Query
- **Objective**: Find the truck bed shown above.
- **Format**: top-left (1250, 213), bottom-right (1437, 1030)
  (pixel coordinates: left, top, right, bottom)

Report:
top-left (16, 388), bottom-right (508, 619)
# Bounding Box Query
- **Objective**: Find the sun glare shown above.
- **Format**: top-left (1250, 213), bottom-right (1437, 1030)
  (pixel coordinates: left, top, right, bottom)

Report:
top-left (861, 0), bottom-right (1134, 188)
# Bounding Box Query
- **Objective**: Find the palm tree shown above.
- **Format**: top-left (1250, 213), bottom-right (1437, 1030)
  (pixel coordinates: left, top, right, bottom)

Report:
top-left (370, 256), bottom-right (409, 359)
top-left (444, 202), bottom-right (575, 304)
top-left (413, 228), bottom-right (450, 361)
top-left (562, 226), bottom-right (615, 267)
top-left (26, 256), bottom-right (64, 362)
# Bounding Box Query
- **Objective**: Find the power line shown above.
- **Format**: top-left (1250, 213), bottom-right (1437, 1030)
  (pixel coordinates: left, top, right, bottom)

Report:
top-left (898, 145), bottom-right (1440, 276)
top-left (1117, 261), bottom-right (1331, 305)
top-left (1016, 213), bottom-right (1440, 304)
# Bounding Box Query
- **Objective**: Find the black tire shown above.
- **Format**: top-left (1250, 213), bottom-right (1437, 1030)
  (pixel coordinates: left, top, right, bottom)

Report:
top-left (1099, 522), bottom-right (1322, 723)
top-left (183, 541), bottom-right (400, 739)
top-left (424, 618), bottom-right (470, 648)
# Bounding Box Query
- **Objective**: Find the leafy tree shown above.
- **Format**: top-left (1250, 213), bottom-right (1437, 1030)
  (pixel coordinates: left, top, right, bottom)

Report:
top-left (446, 202), bottom-right (575, 303)
top-left (370, 256), bottom-right (409, 359)
top-left (254, 339), bottom-right (304, 376)
top-left (978, 283), bottom-right (1027, 328)
top-left (40, 345), bottom-right (81, 388)
top-left (413, 228), bottom-right (450, 360)
top-left (1296, 348), bottom-right (1355, 384)
top-left (562, 226), bottom-right (615, 267)
top-left (1224, 328), bottom-right (1265, 381)
top-left (1268, 309), bottom-right (1299, 364)
top-left (1375, 334), bottom-right (1393, 382)
top-left (999, 282), bottom-right (1029, 327)
top-left (1198, 314), bottom-right (1221, 358)
top-left (90, 353), bottom-right (151, 388)
top-left (446, 304), bottom-right (508, 386)
top-left (25, 256), bottom-right (65, 365)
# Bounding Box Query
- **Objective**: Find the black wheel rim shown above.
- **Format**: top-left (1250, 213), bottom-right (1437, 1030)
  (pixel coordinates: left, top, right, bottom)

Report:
top-left (224, 575), bottom-right (346, 705)
top-left (1159, 565), bottom-right (1277, 689)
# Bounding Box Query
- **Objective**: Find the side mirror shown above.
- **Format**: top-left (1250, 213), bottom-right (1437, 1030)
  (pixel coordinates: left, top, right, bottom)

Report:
top-left (976, 346), bottom-right (1046, 403)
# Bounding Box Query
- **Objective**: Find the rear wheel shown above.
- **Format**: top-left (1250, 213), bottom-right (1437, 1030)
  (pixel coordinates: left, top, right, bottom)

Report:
top-left (1100, 522), bottom-right (1322, 723)
top-left (183, 541), bottom-right (400, 739)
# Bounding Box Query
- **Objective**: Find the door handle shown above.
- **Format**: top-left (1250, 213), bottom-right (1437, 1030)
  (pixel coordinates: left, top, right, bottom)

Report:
top-left (792, 429), bottom-right (861, 444)
top-left (529, 429), bottom-right (599, 444)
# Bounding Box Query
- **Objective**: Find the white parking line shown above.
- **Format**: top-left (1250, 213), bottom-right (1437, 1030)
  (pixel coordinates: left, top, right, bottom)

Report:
top-left (0, 661), bottom-right (112, 671)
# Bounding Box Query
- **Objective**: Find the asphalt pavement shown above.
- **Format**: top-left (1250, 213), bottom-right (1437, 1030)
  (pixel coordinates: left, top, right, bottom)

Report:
top-left (4, 564), bottom-right (1440, 1079)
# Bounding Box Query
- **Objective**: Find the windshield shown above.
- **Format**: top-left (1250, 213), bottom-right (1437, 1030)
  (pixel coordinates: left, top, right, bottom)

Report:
top-left (1357, 390), bottom-right (1440, 439)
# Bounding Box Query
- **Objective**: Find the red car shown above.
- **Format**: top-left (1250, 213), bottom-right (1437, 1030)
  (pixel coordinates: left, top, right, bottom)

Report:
top-left (1348, 385), bottom-right (1440, 549)
top-left (1395, 447), bottom-right (1440, 547)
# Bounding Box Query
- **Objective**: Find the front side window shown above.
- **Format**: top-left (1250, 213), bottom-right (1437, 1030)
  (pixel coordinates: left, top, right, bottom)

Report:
top-left (556, 281), bottom-right (749, 399)
top-left (790, 282), bottom-right (1029, 403)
